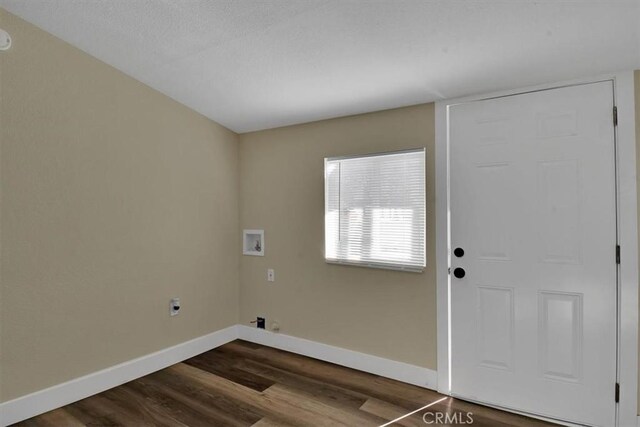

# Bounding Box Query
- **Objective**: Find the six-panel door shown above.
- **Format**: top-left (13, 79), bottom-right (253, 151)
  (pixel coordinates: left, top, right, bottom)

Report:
top-left (449, 81), bottom-right (617, 427)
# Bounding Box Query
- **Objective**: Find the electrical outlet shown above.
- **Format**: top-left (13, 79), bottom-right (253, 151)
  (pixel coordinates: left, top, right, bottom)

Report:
top-left (250, 316), bottom-right (266, 329)
top-left (170, 298), bottom-right (180, 316)
top-left (267, 268), bottom-right (275, 282)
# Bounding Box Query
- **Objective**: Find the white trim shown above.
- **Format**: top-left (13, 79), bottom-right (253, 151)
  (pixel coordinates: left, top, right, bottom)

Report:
top-left (435, 71), bottom-right (639, 427)
top-left (325, 259), bottom-right (424, 273)
top-left (0, 325), bottom-right (239, 427)
top-left (0, 325), bottom-right (439, 426)
top-left (237, 325), bottom-right (438, 390)
top-left (612, 71), bottom-right (639, 427)
top-left (435, 89), bottom-right (451, 396)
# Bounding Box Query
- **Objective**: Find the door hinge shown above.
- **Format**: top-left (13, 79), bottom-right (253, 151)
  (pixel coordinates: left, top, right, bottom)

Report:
top-left (613, 106), bottom-right (618, 126)
top-left (616, 245), bottom-right (621, 264)
top-left (615, 383), bottom-right (620, 403)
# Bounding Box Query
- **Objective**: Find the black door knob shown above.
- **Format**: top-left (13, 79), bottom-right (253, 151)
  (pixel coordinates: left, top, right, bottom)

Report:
top-left (454, 247), bottom-right (464, 258)
top-left (453, 267), bottom-right (466, 279)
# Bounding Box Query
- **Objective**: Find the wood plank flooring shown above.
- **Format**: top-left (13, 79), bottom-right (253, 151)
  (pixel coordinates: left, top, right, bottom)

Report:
top-left (14, 340), bottom-right (554, 426)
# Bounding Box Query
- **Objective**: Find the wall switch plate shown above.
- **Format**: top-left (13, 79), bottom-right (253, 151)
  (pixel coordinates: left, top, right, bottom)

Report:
top-left (267, 268), bottom-right (275, 282)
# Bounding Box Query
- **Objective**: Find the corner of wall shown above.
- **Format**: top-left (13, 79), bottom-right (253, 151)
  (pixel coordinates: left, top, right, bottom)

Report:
top-left (634, 69), bottom-right (640, 416)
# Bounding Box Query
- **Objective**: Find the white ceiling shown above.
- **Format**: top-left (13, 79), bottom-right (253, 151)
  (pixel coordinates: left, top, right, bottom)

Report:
top-left (2, 0), bottom-right (639, 133)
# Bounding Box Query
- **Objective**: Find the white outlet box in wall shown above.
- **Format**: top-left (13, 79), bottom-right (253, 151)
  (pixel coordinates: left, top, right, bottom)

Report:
top-left (267, 269), bottom-right (275, 282)
top-left (243, 229), bottom-right (264, 256)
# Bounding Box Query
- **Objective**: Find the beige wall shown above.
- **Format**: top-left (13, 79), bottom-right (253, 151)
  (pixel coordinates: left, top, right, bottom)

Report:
top-left (0, 10), bottom-right (240, 402)
top-left (239, 104), bottom-right (436, 369)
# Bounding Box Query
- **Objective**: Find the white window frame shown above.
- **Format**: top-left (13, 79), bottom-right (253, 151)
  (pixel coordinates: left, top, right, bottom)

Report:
top-left (324, 148), bottom-right (427, 273)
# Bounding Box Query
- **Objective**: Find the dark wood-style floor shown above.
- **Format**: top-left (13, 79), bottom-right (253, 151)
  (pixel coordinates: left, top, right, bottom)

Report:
top-left (15, 340), bottom-right (553, 426)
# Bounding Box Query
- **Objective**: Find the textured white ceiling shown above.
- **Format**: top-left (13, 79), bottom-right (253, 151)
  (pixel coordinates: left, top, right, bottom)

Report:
top-left (2, 0), bottom-right (639, 132)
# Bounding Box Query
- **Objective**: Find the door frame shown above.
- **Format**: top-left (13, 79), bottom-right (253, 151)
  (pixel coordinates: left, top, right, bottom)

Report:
top-left (435, 71), bottom-right (638, 427)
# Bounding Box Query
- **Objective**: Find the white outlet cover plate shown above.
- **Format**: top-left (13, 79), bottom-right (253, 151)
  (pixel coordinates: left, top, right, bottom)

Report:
top-left (0, 29), bottom-right (11, 50)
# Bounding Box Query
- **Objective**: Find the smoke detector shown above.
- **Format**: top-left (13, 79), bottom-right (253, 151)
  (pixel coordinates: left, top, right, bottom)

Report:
top-left (0, 29), bottom-right (11, 51)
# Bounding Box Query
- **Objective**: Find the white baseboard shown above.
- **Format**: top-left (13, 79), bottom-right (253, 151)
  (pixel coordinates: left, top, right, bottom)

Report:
top-left (0, 325), bottom-right (438, 426)
top-left (237, 325), bottom-right (438, 391)
top-left (0, 325), bottom-right (239, 427)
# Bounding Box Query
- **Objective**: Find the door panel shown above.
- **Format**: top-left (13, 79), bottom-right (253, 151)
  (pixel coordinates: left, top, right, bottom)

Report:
top-left (477, 286), bottom-right (514, 371)
top-left (449, 81), bottom-right (617, 427)
top-left (539, 291), bottom-right (583, 383)
top-left (537, 160), bottom-right (581, 264)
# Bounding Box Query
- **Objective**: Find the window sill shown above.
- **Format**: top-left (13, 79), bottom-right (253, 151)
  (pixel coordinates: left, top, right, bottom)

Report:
top-left (325, 259), bottom-right (424, 273)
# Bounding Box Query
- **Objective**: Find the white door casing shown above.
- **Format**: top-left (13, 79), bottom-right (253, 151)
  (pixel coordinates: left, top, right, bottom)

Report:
top-left (447, 81), bottom-right (618, 426)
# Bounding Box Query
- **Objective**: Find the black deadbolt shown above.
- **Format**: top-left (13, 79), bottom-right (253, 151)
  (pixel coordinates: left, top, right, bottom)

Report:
top-left (453, 267), bottom-right (466, 279)
top-left (453, 247), bottom-right (465, 258)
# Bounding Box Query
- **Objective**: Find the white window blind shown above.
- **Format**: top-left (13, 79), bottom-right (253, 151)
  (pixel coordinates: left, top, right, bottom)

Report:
top-left (324, 149), bottom-right (426, 272)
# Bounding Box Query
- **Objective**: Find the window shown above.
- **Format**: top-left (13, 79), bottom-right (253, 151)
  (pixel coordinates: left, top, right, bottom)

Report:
top-left (324, 149), bottom-right (426, 272)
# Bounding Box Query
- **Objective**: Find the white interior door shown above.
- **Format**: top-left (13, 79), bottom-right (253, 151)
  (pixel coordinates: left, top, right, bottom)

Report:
top-left (449, 81), bottom-right (617, 427)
